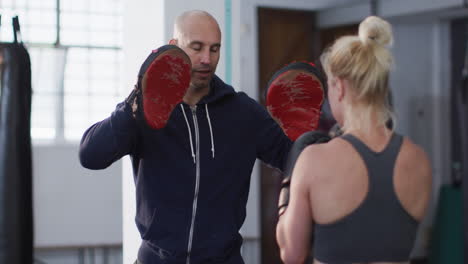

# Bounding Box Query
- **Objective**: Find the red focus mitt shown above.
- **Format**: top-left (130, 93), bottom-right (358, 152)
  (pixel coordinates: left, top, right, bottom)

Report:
top-left (266, 62), bottom-right (326, 141)
top-left (126, 45), bottom-right (191, 129)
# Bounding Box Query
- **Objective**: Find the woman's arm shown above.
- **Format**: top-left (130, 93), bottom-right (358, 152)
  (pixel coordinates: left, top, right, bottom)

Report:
top-left (276, 145), bottom-right (318, 264)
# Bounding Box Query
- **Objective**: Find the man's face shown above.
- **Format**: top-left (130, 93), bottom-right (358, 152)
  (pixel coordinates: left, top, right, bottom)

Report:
top-left (175, 17), bottom-right (221, 91)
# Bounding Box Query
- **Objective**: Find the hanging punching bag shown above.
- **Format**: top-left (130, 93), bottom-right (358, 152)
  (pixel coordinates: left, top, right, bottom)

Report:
top-left (0, 16), bottom-right (33, 263)
top-left (461, 32), bottom-right (468, 264)
top-left (430, 21), bottom-right (467, 264)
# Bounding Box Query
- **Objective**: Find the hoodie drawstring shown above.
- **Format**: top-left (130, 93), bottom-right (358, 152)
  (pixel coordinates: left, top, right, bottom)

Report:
top-left (180, 104), bottom-right (196, 164)
top-left (205, 104), bottom-right (215, 158)
top-left (180, 104), bottom-right (216, 163)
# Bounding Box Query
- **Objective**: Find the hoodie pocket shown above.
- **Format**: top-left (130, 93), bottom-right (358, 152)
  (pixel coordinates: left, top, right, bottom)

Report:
top-left (139, 209), bottom-right (175, 260)
top-left (139, 208), bottom-right (173, 241)
top-left (136, 208), bottom-right (167, 241)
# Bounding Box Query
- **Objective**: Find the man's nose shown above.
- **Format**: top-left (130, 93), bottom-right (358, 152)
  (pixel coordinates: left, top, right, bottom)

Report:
top-left (200, 49), bottom-right (211, 65)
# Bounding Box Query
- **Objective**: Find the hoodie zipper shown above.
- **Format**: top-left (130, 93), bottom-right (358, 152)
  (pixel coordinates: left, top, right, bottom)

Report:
top-left (186, 105), bottom-right (200, 264)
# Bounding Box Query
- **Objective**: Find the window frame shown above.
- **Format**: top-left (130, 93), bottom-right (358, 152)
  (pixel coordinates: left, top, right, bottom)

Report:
top-left (2, 0), bottom-right (123, 143)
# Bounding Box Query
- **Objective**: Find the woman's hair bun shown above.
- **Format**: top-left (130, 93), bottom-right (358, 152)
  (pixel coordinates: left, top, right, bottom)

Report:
top-left (358, 16), bottom-right (393, 47)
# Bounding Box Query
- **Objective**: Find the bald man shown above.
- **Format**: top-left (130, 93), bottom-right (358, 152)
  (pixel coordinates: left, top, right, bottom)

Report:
top-left (169, 11), bottom-right (221, 106)
top-left (79, 10), bottom-right (292, 264)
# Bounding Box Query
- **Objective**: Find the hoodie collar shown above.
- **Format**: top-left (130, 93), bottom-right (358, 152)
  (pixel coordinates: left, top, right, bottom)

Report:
top-left (197, 75), bottom-right (236, 104)
top-left (179, 75), bottom-right (232, 162)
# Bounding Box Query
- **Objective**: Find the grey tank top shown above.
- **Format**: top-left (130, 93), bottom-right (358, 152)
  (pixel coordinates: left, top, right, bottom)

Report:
top-left (313, 133), bottom-right (419, 264)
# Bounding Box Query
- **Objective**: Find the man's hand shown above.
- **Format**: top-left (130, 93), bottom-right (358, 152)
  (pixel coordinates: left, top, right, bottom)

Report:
top-left (125, 45), bottom-right (191, 129)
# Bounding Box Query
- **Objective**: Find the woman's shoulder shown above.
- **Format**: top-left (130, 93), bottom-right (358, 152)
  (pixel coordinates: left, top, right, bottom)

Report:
top-left (398, 135), bottom-right (432, 178)
top-left (301, 136), bottom-right (356, 160)
top-left (295, 137), bottom-right (354, 182)
top-left (399, 135), bottom-right (430, 163)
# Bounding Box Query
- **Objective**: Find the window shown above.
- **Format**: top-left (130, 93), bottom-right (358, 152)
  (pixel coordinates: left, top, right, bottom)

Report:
top-left (63, 48), bottom-right (123, 140)
top-left (0, 0), bottom-right (123, 141)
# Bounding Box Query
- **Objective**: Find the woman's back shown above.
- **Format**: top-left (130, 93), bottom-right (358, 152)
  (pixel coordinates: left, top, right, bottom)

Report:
top-left (301, 129), bottom-right (432, 264)
top-left (275, 16), bottom-right (432, 264)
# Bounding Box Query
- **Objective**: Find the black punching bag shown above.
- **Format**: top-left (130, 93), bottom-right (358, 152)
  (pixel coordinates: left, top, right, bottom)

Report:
top-left (0, 16), bottom-right (33, 263)
top-left (461, 33), bottom-right (468, 264)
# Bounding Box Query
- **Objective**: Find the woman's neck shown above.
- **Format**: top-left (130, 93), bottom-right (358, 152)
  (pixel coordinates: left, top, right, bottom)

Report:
top-left (341, 102), bottom-right (390, 136)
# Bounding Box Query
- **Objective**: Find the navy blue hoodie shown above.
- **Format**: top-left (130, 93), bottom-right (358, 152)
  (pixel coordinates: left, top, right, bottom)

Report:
top-left (79, 75), bottom-right (292, 264)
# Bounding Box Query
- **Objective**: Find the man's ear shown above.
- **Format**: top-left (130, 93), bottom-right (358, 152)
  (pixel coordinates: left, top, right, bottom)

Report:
top-left (169, 39), bottom-right (177, 45)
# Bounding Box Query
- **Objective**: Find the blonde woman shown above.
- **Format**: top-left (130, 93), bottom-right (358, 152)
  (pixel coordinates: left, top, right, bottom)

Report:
top-left (276, 16), bottom-right (432, 264)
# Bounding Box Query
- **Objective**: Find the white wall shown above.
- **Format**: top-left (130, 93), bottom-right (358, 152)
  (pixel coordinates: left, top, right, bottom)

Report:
top-left (122, 0), bottom-right (165, 263)
top-left (33, 144), bottom-right (122, 248)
